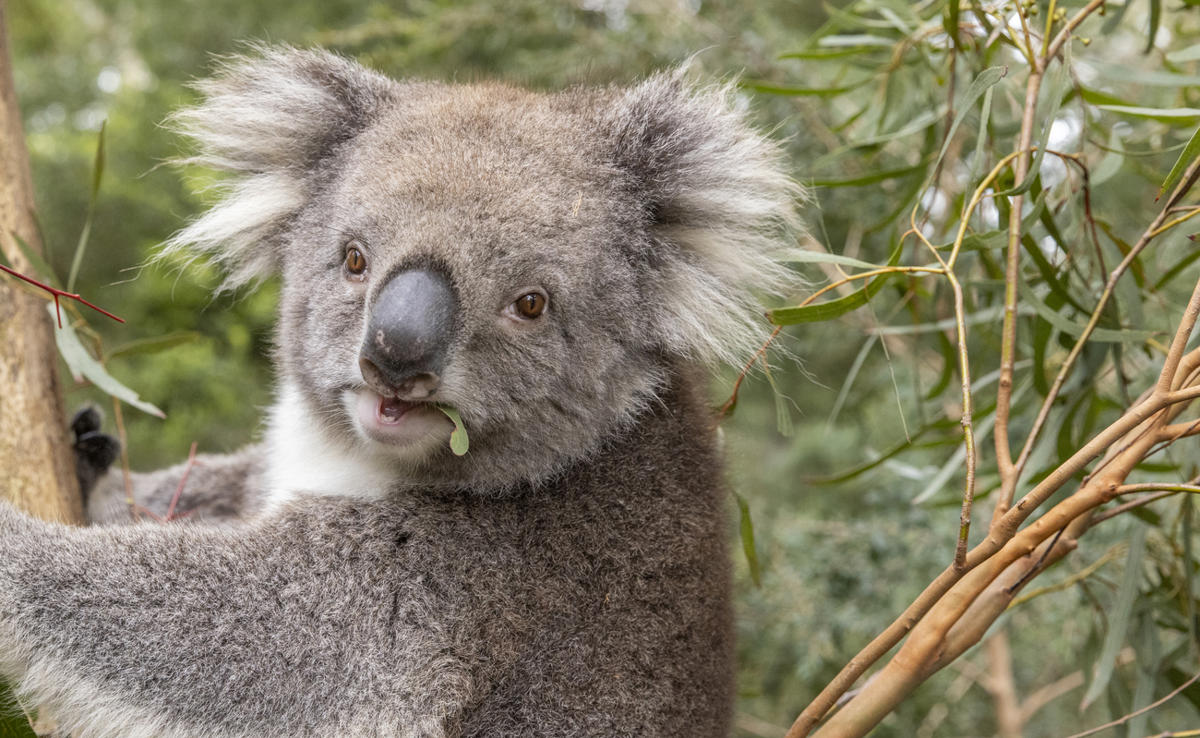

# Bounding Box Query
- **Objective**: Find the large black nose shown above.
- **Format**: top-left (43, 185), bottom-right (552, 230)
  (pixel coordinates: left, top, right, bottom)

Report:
top-left (359, 268), bottom-right (457, 397)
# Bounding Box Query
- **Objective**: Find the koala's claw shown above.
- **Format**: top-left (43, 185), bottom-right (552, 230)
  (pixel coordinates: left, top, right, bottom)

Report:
top-left (71, 406), bottom-right (120, 499)
top-left (71, 405), bottom-right (103, 437)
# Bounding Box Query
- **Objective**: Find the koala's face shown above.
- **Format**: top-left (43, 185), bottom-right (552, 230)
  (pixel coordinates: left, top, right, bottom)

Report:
top-left (276, 88), bottom-right (666, 487)
top-left (168, 48), bottom-right (799, 490)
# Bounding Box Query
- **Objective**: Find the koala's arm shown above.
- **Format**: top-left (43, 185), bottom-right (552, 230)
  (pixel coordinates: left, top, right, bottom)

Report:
top-left (0, 501), bottom-right (435, 738)
top-left (72, 402), bottom-right (268, 524)
top-left (85, 445), bottom-right (268, 524)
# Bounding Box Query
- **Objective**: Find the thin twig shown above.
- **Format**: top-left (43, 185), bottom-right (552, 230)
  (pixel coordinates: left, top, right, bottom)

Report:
top-left (1064, 670), bottom-right (1200, 738)
top-left (1117, 482), bottom-right (1200, 496)
top-left (1090, 491), bottom-right (1180, 527)
top-left (1043, 0), bottom-right (1106, 67)
top-left (0, 262), bottom-right (124, 326)
top-left (164, 441), bottom-right (199, 522)
top-left (994, 58), bottom-right (1046, 519)
top-left (1009, 544), bottom-right (1125, 609)
top-left (1159, 275), bottom-right (1200, 396)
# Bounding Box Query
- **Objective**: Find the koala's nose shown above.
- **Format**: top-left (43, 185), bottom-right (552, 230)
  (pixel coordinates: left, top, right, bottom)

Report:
top-left (359, 268), bottom-right (457, 397)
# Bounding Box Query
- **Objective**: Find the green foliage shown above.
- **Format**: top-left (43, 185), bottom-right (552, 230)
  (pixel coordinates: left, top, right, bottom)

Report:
top-left (438, 405), bottom-right (470, 456)
top-left (725, 1), bottom-right (1200, 734)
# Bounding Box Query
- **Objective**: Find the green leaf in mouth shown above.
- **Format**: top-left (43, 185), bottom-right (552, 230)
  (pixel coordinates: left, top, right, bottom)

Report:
top-left (438, 405), bottom-right (469, 456)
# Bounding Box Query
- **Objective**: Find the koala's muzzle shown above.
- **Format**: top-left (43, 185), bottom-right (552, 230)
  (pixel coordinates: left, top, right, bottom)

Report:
top-left (359, 268), bottom-right (457, 399)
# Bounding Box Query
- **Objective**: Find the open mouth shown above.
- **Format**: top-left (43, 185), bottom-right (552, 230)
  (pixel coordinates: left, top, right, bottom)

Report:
top-left (378, 395), bottom-right (417, 425)
top-left (349, 388), bottom-right (453, 449)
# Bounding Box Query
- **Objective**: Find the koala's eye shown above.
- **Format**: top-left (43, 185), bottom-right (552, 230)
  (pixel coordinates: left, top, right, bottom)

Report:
top-left (512, 292), bottom-right (547, 319)
top-left (344, 242), bottom-right (367, 277)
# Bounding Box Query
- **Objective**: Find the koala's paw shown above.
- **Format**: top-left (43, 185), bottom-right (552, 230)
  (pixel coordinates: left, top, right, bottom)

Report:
top-left (71, 407), bottom-right (120, 499)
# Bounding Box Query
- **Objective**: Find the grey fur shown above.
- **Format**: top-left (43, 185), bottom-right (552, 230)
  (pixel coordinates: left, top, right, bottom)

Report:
top-left (2, 47), bottom-right (800, 737)
top-left (85, 446), bottom-right (266, 524)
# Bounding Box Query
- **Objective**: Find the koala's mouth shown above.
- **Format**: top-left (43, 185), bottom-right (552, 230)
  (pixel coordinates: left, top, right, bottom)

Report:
top-left (378, 395), bottom-right (417, 424)
top-left (347, 388), bottom-right (454, 450)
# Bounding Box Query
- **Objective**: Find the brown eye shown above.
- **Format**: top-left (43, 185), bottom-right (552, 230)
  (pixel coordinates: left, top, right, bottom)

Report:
top-left (514, 292), bottom-right (546, 319)
top-left (344, 242), bottom-right (367, 276)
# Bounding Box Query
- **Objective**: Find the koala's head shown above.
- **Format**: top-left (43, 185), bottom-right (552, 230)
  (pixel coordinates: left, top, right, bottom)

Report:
top-left (166, 47), bottom-right (800, 491)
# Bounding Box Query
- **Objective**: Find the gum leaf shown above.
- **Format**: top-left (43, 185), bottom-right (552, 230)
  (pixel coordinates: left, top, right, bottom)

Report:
top-left (438, 405), bottom-right (469, 456)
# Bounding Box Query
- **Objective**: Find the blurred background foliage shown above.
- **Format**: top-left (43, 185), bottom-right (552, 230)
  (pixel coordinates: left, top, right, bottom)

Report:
top-left (10, 0), bottom-right (1200, 735)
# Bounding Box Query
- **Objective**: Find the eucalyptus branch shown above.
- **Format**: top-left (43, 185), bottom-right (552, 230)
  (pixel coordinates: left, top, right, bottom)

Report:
top-left (993, 0), bottom-right (1109, 522)
top-left (785, 4), bottom-right (1181, 735)
top-left (1011, 158), bottom-right (1200, 485)
top-left (1042, 0), bottom-right (1106, 68)
top-left (993, 57), bottom-right (1044, 517)
top-left (909, 215), bottom-right (976, 569)
top-left (1157, 418), bottom-right (1200, 441)
top-left (789, 305), bottom-right (1198, 738)
top-left (1158, 273), bottom-right (1200, 396)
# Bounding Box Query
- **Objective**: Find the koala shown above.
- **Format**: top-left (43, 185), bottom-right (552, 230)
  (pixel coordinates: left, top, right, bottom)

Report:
top-left (1, 47), bottom-right (800, 737)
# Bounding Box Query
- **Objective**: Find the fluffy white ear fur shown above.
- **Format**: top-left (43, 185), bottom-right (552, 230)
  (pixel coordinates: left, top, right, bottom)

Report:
top-left (164, 49), bottom-right (802, 365)
top-left (605, 71), bottom-right (805, 368)
top-left (161, 46), bottom-right (396, 290)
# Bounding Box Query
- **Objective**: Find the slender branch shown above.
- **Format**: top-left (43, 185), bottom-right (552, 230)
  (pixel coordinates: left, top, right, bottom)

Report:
top-left (164, 441), bottom-right (198, 522)
top-left (1014, 3), bottom-right (1037, 66)
top-left (1159, 275), bottom-right (1200, 396)
top-left (1151, 207), bottom-right (1200, 238)
top-left (1011, 165), bottom-right (1200, 485)
top-left (718, 324), bottom-right (781, 421)
top-left (1158, 419), bottom-right (1200, 441)
top-left (1039, 0), bottom-right (1059, 61)
top-left (1064, 670), bottom-right (1200, 738)
top-left (947, 151), bottom-right (1024, 269)
top-left (0, 262), bottom-right (124, 325)
top-left (950, 268), bottom-right (977, 570)
top-left (1009, 544), bottom-right (1124, 608)
top-left (908, 215), bottom-right (977, 569)
top-left (1117, 482), bottom-right (1200, 496)
top-left (1043, 0), bottom-right (1106, 66)
top-left (1091, 491), bottom-right (1183, 526)
top-left (993, 0), bottom-right (1109, 522)
top-left (993, 61), bottom-right (1044, 518)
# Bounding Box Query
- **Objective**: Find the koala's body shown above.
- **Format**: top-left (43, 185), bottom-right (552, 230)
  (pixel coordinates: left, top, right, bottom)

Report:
top-left (1, 48), bottom-right (799, 737)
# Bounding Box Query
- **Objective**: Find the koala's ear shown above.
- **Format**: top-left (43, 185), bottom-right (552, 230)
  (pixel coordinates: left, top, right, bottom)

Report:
top-left (163, 46), bottom-right (397, 290)
top-left (602, 71), bottom-right (804, 366)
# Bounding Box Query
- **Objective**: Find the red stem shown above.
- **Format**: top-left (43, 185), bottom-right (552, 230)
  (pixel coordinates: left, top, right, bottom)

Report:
top-left (164, 441), bottom-right (199, 522)
top-left (0, 262), bottom-right (125, 325)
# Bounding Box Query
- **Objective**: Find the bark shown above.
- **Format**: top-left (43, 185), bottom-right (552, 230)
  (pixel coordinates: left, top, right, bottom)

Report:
top-left (0, 0), bottom-right (84, 524)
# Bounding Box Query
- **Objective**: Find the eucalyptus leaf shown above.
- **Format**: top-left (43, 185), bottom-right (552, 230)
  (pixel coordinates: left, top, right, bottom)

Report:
top-left (809, 158), bottom-right (930, 188)
top-left (1017, 279), bottom-right (1157, 344)
top-left (103, 331), bottom-right (205, 362)
top-left (1098, 104), bottom-right (1200, 122)
top-left (768, 241), bottom-right (903, 325)
top-left (47, 302), bottom-right (165, 418)
top-left (741, 79), bottom-right (871, 98)
top-left (1082, 526), bottom-right (1147, 710)
top-left (67, 121), bottom-right (106, 293)
top-left (438, 405), bottom-right (469, 456)
top-left (734, 493), bottom-right (761, 588)
top-left (932, 66), bottom-right (1006, 173)
top-left (784, 250), bottom-right (890, 271)
top-left (1158, 124), bottom-right (1200, 200)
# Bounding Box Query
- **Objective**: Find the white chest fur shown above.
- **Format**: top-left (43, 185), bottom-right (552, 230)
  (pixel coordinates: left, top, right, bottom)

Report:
top-left (261, 382), bottom-right (401, 513)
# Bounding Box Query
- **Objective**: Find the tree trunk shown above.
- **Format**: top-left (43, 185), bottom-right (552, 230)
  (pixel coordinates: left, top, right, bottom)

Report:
top-left (0, 0), bottom-right (84, 524)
